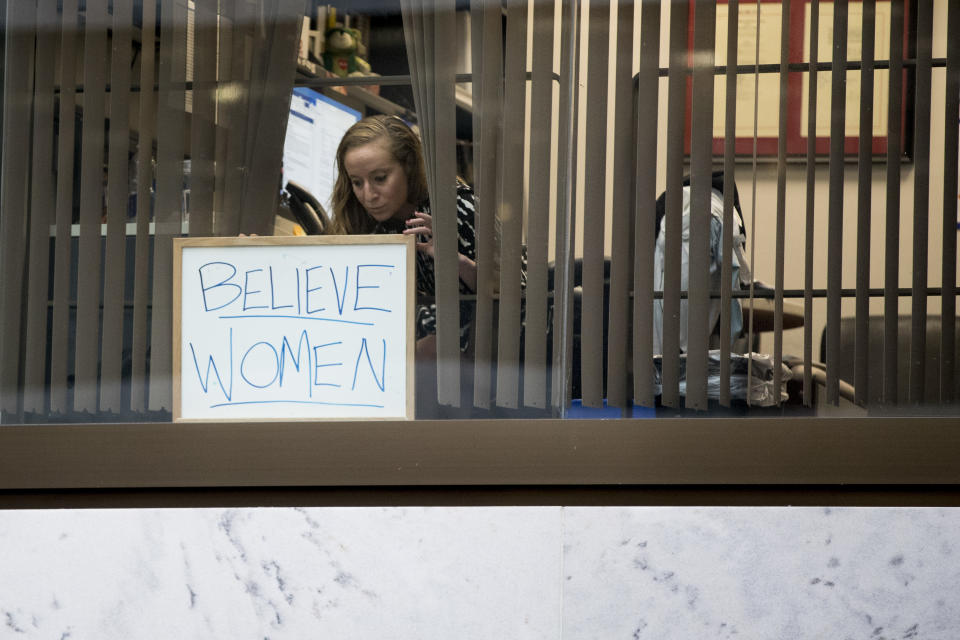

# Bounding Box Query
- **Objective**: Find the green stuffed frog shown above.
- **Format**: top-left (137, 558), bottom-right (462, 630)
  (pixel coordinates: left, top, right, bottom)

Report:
top-left (322, 26), bottom-right (372, 77)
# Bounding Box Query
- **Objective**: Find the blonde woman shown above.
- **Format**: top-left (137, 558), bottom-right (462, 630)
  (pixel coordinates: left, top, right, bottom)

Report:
top-left (331, 114), bottom-right (478, 358)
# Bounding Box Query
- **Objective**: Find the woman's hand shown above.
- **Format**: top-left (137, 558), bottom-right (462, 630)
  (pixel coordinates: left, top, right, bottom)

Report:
top-left (403, 210), bottom-right (477, 291)
top-left (402, 211), bottom-right (434, 257)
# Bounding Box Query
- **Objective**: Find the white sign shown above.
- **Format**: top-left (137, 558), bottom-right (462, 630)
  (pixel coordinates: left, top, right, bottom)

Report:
top-left (173, 236), bottom-right (414, 421)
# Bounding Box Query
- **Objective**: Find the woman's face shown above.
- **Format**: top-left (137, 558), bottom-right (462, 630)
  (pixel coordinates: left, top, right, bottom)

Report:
top-left (343, 138), bottom-right (411, 224)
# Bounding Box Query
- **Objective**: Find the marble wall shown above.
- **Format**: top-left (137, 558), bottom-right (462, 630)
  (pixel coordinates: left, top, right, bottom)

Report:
top-left (1, 507), bottom-right (957, 638)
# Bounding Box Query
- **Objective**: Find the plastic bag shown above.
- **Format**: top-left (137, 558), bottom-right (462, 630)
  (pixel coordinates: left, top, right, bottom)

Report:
top-left (652, 350), bottom-right (792, 407)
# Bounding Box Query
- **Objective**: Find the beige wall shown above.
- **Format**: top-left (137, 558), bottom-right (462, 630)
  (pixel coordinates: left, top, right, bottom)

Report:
top-left (558, 0), bottom-right (956, 361)
top-left (740, 0), bottom-right (954, 358)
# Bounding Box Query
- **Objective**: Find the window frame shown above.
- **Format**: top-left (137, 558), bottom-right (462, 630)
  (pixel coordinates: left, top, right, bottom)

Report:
top-left (2, 416), bottom-right (959, 508)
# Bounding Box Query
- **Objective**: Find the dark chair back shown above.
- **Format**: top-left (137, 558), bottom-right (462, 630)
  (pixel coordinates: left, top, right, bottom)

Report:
top-left (821, 316), bottom-right (960, 405)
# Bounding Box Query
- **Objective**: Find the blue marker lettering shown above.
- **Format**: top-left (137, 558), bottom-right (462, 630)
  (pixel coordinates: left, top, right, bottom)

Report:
top-left (305, 265), bottom-right (325, 314)
top-left (279, 330), bottom-right (310, 388)
top-left (198, 262), bottom-right (241, 312)
top-left (296, 268), bottom-right (302, 315)
top-left (329, 266), bottom-right (349, 315)
top-left (188, 328), bottom-right (234, 401)
top-left (269, 266), bottom-right (294, 311)
top-left (354, 264), bottom-right (394, 312)
top-left (240, 341), bottom-right (280, 388)
top-left (312, 341), bottom-right (343, 387)
top-left (352, 338), bottom-right (386, 392)
top-left (242, 269), bottom-right (268, 311)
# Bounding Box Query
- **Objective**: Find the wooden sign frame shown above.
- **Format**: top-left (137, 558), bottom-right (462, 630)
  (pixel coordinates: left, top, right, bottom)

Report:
top-left (173, 235), bottom-right (416, 422)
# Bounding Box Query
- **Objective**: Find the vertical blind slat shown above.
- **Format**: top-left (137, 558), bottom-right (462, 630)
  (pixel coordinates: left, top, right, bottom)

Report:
top-left (402, 0), bottom-right (454, 407)
top-left (803, 0), bottom-right (819, 407)
top-left (606, 0), bottom-right (634, 409)
top-left (421, 3), bottom-right (438, 198)
top-left (719, 0), bottom-right (739, 408)
top-left (149, 0), bottom-right (188, 411)
top-left (239, 6), bottom-right (268, 188)
top-left (495, 0), bottom-right (527, 408)
top-left (23, 0), bottom-right (60, 413)
top-left (523, 0), bottom-right (554, 409)
top-left (237, 0), bottom-right (301, 236)
top-left (100, 0), bottom-right (134, 412)
top-left (415, 3), bottom-right (437, 198)
top-left (883, 0), bottom-right (904, 404)
top-left (940, 0), bottom-right (960, 403)
top-left (469, 0), bottom-right (483, 200)
top-left (217, 0), bottom-right (252, 237)
top-left (74, 0), bottom-right (109, 412)
top-left (434, 0), bottom-right (460, 406)
top-left (825, 0), bottom-right (848, 406)
top-left (909, 0), bottom-right (933, 405)
top-left (399, 0), bottom-right (422, 145)
top-left (553, 0), bottom-right (579, 410)
top-left (0, 2), bottom-right (36, 415)
top-left (189, 0), bottom-right (219, 237)
top-left (417, 1), bottom-right (437, 196)
top-left (633, 0), bottom-right (660, 408)
top-left (468, 0), bottom-right (486, 407)
top-left (744, 0), bottom-right (761, 398)
top-left (686, 0), bottom-right (717, 411)
top-left (213, 4), bottom-right (233, 234)
top-left (854, 0), bottom-right (876, 406)
top-left (579, 0), bottom-right (609, 408)
top-left (235, 2), bottom-right (287, 235)
top-left (49, 0), bottom-right (80, 414)
top-left (772, 0), bottom-right (791, 405)
top-left (131, 0), bottom-right (158, 411)
top-left (661, 0), bottom-right (690, 408)
top-left (471, 0), bottom-right (502, 408)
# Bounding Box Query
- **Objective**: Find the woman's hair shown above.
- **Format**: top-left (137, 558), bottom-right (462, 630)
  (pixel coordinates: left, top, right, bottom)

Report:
top-left (330, 114), bottom-right (429, 234)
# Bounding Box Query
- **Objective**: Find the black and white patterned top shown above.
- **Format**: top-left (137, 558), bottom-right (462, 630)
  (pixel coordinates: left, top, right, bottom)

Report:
top-left (373, 182), bottom-right (478, 351)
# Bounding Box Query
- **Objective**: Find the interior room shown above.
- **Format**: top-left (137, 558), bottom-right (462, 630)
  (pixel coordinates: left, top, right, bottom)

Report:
top-left (1, 0), bottom-right (958, 636)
